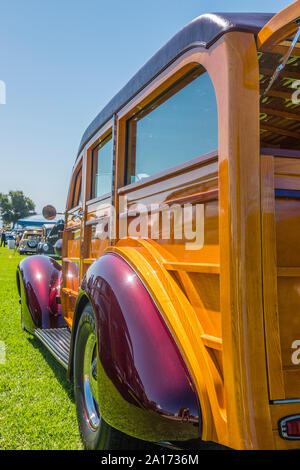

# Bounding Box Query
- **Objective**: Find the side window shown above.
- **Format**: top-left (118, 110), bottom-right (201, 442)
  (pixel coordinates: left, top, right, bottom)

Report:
top-left (72, 166), bottom-right (82, 208)
top-left (126, 68), bottom-right (218, 184)
top-left (91, 133), bottom-right (113, 199)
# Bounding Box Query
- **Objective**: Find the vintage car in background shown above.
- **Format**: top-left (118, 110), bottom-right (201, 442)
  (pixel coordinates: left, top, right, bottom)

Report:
top-left (18, 228), bottom-right (42, 255)
top-left (37, 224), bottom-right (53, 254)
top-left (16, 2), bottom-right (300, 450)
top-left (37, 220), bottom-right (64, 258)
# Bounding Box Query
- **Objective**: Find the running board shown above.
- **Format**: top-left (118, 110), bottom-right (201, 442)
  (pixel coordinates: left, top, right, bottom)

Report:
top-left (34, 328), bottom-right (71, 369)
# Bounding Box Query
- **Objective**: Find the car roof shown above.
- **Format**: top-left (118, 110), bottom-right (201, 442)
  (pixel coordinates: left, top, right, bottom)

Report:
top-left (76, 12), bottom-right (273, 161)
top-left (23, 229), bottom-right (42, 234)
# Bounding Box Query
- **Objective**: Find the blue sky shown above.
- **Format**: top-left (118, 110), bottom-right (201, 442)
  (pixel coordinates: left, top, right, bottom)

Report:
top-left (0, 0), bottom-right (290, 213)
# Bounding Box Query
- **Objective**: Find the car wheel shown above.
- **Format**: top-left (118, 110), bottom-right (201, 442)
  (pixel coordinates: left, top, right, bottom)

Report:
top-left (74, 303), bottom-right (155, 450)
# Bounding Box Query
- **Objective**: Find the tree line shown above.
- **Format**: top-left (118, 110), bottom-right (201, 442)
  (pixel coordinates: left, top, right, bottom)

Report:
top-left (0, 191), bottom-right (36, 227)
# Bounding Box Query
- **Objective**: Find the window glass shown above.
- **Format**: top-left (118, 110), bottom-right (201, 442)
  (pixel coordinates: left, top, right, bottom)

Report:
top-left (126, 68), bottom-right (218, 184)
top-left (72, 166), bottom-right (82, 208)
top-left (91, 134), bottom-right (113, 199)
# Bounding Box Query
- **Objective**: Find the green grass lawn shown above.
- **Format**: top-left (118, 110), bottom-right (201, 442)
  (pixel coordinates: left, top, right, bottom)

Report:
top-left (0, 246), bottom-right (83, 450)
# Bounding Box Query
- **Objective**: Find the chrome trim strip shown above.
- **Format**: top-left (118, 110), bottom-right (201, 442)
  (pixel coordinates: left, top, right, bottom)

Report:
top-left (272, 399), bottom-right (300, 404)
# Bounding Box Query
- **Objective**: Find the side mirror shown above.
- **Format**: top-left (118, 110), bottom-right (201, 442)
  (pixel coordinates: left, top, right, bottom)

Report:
top-left (42, 205), bottom-right (57, 220)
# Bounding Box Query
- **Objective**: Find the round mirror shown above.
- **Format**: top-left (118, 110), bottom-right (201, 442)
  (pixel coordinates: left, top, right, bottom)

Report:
top-left (42, 205), bottom-right (57, 220)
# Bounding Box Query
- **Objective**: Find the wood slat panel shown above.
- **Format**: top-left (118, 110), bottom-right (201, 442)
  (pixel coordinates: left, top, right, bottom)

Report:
top-left (270, 402), bottom-right (300, 430)
top-left (261, 154), bottom-right (285, 399)
top-left (273, 153), bottom-right (300, 399)
top-left (278, 267), bottom-right (300, 276)
top-left (164, 261), bottom-right (220, 274)
top-left (283, 369), bottom-right (300, 398)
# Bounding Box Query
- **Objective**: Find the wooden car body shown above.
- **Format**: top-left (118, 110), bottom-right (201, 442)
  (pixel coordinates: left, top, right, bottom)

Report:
top-left (17, 1), bottom-right (300, 449)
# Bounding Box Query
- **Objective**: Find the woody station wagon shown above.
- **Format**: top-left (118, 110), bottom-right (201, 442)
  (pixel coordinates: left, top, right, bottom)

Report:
top-left (17, 1), bottom-right (300, 450)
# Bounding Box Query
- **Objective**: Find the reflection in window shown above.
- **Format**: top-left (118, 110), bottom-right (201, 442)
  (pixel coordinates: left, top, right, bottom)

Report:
top-left (72, 166), bottom-right (82, 208)
top-left (126, 68), bottom-right (218, 185)
top-left (91, 134), bottom-right (113, 199)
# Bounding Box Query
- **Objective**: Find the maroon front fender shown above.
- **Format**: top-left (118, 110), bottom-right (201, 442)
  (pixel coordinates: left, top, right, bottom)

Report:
top-left (17, 255), bottom-right (66, 330)
top-left (80, 252), bottom-right (201, 443)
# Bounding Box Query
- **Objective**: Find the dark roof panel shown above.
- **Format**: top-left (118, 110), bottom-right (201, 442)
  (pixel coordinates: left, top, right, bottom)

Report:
top-left (77, 12), bottom-right (273, 158)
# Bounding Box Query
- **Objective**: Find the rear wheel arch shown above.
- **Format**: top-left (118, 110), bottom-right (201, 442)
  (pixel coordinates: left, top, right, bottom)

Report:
top-left (76, 252), bottom-right (201, 444)
top-left (16, 255), bottom-right (65, 330)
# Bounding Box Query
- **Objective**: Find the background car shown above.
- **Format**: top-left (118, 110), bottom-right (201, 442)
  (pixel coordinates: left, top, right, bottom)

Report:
top-left (18, 229), bottom-right (42, 255)
top-left (37, 223), bottom-right (55, 255)
top-left (37, 220), bottom-right (64, 258)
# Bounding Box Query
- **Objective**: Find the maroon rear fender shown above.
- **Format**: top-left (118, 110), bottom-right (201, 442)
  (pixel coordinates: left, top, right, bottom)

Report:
top-left (17, 255), bottom-right (66, 331)
top-left (80, 252), bottom-right (201, 443)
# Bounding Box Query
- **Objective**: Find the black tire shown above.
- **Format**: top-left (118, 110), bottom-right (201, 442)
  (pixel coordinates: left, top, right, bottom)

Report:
top-left (96, 418), bottom-right (158, 450)
top-left (74, 303), bottom-right (155, 450)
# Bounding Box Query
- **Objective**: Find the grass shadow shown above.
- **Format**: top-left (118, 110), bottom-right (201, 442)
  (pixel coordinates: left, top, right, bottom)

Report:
top-left (27, 335), bottom-right (75, 402)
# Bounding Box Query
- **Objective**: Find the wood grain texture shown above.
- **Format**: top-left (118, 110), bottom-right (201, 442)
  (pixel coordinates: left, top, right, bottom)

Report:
top-left (258, 1), bottom-right (300, 50)
top-left (217, 33), bottom-right (273, 449)
top-left (261, 154), bottom-right (285, 399)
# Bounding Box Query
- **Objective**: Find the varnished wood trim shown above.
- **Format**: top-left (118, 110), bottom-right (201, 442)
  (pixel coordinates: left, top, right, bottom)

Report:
top-left (66, 159), bottom-right (83, 212)
top-left (261, 154), bottom-right (285, 399)
top-left (164, 189), bottom-right (218, 206)
top-left (62, 288), bottom-right (78, 298)
top-left (277, 267), bottom-right (300, 277)
top-left (86, 194), bottom-right (111, 207)
top-left (86, 216), bottom-right (110, 226)
top-left (201, 334), bottom-right (223, 351)
top-left (218, 34), bottom-right (274, 449)
top-left (83, 258), bottom-right (96, 264)
top-left (65, 223), bottom-right (81, 231)
top-left (164, 261), bottom-right (220, 274)
top-left (118, 150), bottom-right (218, 195)
top-left (68, 204), bottom-right (82, 214)
top-left (120, 188), bottom-right (219, 220)
top-left (258, 2), bottom-right (300, 50)
top-left (270, 42), bottom-right (300, 57)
